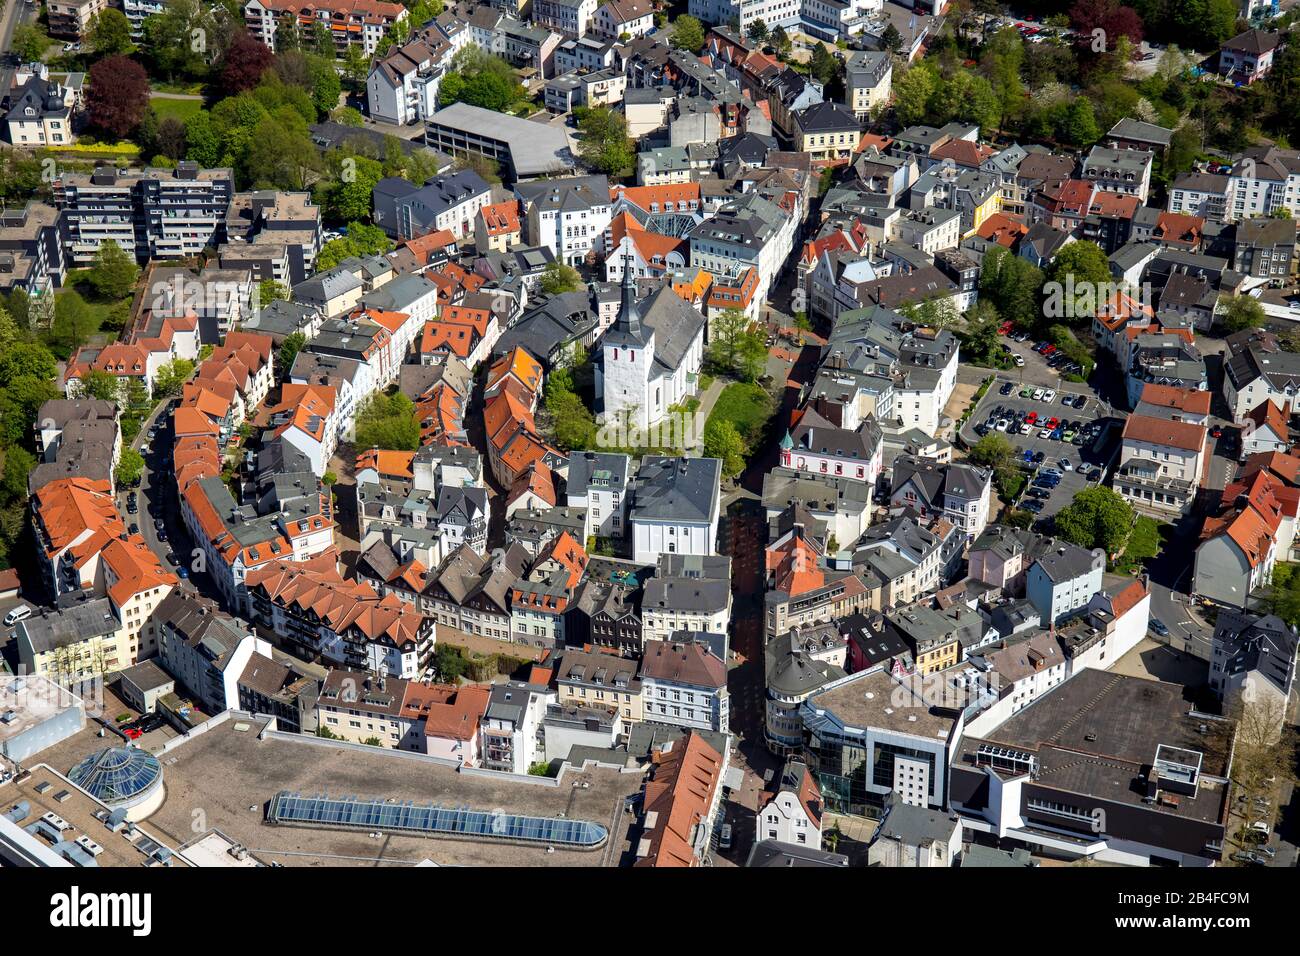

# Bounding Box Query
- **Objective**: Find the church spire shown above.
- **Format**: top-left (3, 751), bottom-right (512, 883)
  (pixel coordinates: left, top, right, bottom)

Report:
top-left (617, 249), bottom-right (643, 339)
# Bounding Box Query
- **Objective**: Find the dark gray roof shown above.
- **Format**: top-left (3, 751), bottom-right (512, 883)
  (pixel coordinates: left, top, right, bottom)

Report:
top-left (630, 456), bottom-right (721, 524)
top-left (746, 840), bottom-right (849, 867)
top-left (1211, 608), bottom-right (1298, 698)
top-left (875, 793), bottom-right (961, 846)
top-left (17, 596), bottom-right (118, 653)
top-left (566, 451), bottom-right (630, 496)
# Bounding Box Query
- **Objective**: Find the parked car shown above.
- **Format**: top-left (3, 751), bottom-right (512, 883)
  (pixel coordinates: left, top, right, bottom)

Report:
top-left (719, 824), bottom-right (732, 850)
top-left (1000, 381), bottom-right (1014, 395)
top-left (123, 727), bottom-right (143, 740)
top-left (1149, 619), bottom-right (1170, 637)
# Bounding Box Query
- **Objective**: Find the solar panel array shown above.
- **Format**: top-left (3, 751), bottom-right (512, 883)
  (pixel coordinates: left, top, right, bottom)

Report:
top-left (267, 791), bottom-right (608, 849)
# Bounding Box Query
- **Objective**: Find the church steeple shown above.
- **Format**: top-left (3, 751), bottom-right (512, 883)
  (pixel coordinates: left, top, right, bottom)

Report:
top-left (616, 250), bottom-right (644, 340)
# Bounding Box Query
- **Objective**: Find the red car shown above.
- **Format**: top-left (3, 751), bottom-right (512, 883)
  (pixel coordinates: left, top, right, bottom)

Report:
top-left (1043, 345), bottom-right (1057, 356)
top-left (1045, 417), bottom-right (1060, 430)
top-left (998, 321), bottom-right (1014, 335)
top-left (1026, 412), bottom-right (1038, 425)
top-left (1211, 427), bottom-right (1224, 438)
top-left (123, 727), bottom-right (143, 740)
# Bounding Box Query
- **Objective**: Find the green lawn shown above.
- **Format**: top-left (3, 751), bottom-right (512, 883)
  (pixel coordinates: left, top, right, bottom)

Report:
top-left (150, 97), bottom-right (204, 124)
top-left (707, 381), bottom-right (774, 443)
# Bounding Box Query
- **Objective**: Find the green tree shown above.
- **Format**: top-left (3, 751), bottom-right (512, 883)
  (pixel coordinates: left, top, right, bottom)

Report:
top-left (355, 392), bottom-right (421, 450)
top-left (979, 246), bottom-right (1044, 330)
top-left (87, 240), bottom-right (140, 301)
top-left (153, 358), bottom-right (195, 397)
top-left (142, 0), bottom-right (214, 81)
top-left (322, 152), bottom-right (384, 222)
top-left (707, 309), bottom-right (765, 382)
top-left (115, 447), bottom-right (145, 488)
top-left (704, 418), bottom-right (747, 478)
top-left (1043, 241), bottom-right (1112, 324)
top-left (881, 22), bottom-right (903, 55)
top-left (771, 26), bottom-right (791, 57)
top-left (49, 291), bottom-right (97, 357)
top-left (540, 260), bottom-right (584, 296)
top-left (893, 63), bottom-right (936, 127)
top-left (277, 331), bottom-right (306, 378)
top-left (12, 24), bottom-right (51, 63)
top-left (1, 446), bottom-right (35, 504)
top-left (747, 18), bottom-right (769, 43)
top-left (1059, 97), bottom-right (1100, 147)
top-left (968, 432), bottom-right (1015, 470)
top-left (545, 386), bottom-right (597, 451)
top-left (88, 9), bottom-right (134, 56)
top-left (0, 342), bottom-right (57, 382)
top-left (575, 106), bottom-right (634, 175)
top-left (1220, 295), bottom-right (1266, 333)
top-left (79, 370), bottom-right (122, 402)
top-left (669, 15), bottom-right (705, 52)
top-left (1053, 486), bottom-right (1134, 555)
top-left (258, 278), bottom-right (289, 309)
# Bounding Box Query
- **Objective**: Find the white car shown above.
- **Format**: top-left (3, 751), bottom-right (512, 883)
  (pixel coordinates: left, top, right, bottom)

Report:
top-left (4, 604), bottom-right (32, 626)
top-left (1020, 422), bottom-right (1033, 435)
top-left (995, 419), bottom-right (1009, 432)
top-left (1014, 354), bottom-right (1025, 367)
top-left (1059, 458), bottom-right (1073, 471)
top-left (1039, 428), bottom-right (1052, 439)
top-left (1032, 388), bottom-right (1045, 401)
top-left (1042, 389), bottom-right (1056, 402)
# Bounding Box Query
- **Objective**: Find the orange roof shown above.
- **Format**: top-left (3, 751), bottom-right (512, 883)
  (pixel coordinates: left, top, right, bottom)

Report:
top-left (1248, 399), bottom-right (1288, 438)
top-left (1218, 505), bottom-right (1276, 569)
top-left (1088, 190), bottom-right (1140, 218)
top-left (362, 308), bottom-right (413, 336)
top-left (856, 132), bottom-right (893, 154)
top-left (766, 528), bottom-right (824, 597)
top-left (1137, 383), bottom-right (1212, 416)
top-left (404, 684), bottom-right (491, 741)
top-left (419, 318), bottom-right (477, 359)
top-left (610, 182), bottom-right (701, 212)
top-left (34, 478), bottom-right (121, 556)
top-left (102, 534), bottom-right (177, 607)
top-left (1241, 451), bottom-right (1300, 486)
top-left (477, 201), bottom-right (521, 237)
top-left (635, 732), bottom-right (724, 868)
top-left (272, 383), bottom-right (336, 444)
top-left (486, 346), bottom-right (544, 396)
top-left (609, 211), bottom-right (686, 269)
top-left (974, 213), bottom-right (1029, 249)
top-left (930, 138), bottom-right (994, 167)
top-left (356, 448), bottom-right (415, 478)
top-left (536, 529), bottom-right (587, 588)
top-left (1154, 211), bottom-right (1205, 246)
top-left (1122, 413), bottom-right (1207, 453)
top-left (1107, 578), bottom-right (1149, 619)
top-left (510, 460), bottom-right (558, 508)
top-left (1095, 289), bottom-right (1155, 332)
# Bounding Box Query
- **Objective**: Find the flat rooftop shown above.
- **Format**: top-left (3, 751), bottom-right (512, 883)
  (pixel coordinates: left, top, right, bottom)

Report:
top-left (805, 668), bottom-right (959, 741)
top-left (959, 670), bottom-right (1230, 825)
top-left (0, 675), bottom-right (84, 750)
top-left (3, 764), bottom-right (189, 868)
top-left (130, 718), bottom-right (641, 867)
top-left (425, 102), bottom-right (574, 178)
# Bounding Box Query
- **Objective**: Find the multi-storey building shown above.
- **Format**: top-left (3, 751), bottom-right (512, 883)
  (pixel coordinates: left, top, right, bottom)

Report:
top-left (54, 164), bottom-right (233, 266)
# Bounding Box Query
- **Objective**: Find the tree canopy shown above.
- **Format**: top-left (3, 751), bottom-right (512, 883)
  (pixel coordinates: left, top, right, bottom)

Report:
top-left (1052, 486), bottom-right (1134, 555)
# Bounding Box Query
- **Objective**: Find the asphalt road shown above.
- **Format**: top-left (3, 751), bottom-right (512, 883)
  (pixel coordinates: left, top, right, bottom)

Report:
top-left (0, 0), bottom-right (35, 95)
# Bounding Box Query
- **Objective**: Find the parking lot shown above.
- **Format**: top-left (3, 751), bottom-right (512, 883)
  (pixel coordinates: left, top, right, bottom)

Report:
top-left (962, 375), bottom-right (1123, 524)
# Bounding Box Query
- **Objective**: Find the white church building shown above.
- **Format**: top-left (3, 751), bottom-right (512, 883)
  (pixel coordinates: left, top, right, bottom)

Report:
top-left (597, 254), bottom-right (705, 432)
